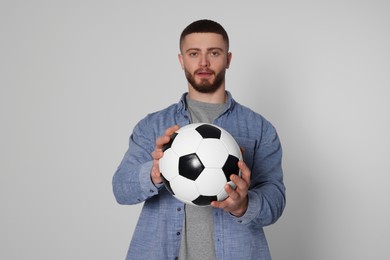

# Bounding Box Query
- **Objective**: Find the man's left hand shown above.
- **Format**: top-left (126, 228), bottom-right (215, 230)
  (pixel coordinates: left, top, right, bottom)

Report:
top-left (211, 161), bottom-right (251, 217)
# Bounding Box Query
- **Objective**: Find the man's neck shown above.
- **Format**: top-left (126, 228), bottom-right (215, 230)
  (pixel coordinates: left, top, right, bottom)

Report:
top-left (187, 86), bottom-right (227, 104)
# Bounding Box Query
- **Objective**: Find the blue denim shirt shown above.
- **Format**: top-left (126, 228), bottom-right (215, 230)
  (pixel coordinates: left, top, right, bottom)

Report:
top-left (113, 92), bottom-right (286, 260)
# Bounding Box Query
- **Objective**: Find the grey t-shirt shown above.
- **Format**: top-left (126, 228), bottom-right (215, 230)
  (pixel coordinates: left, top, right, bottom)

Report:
top-left (178, 97), bottom-right (227, 260)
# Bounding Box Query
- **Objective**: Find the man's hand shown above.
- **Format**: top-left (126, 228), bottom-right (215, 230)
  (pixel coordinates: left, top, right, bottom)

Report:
top-left (150, 125), bottom-right (180, 185)
top-left (211, 161), bottom-right (251, 217)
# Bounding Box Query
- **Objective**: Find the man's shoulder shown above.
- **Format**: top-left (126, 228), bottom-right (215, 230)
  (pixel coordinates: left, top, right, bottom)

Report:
top-left (230, 100), bottom-right (278, 138)
top-left (232, 100), bottom-right (267, 122)
top-left (134, 100), bottom-right (185, 135)
top-left (147, 102), bottom-right (180, 118)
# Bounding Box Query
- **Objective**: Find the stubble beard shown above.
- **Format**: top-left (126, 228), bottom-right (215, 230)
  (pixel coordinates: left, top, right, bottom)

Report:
top-left (184, 68), bottom-right (226, 94)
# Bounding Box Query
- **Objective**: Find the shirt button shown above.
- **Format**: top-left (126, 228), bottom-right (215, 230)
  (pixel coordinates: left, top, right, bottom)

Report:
top-left (149, 189), bottom-right (154, 193)
top-left (177, 207), bottom-right (181, 212)
top-left (176, 232), bottom-right (181, 236)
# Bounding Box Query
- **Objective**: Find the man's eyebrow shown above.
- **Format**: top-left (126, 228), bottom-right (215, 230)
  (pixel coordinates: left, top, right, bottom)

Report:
top-left (185, 47), bottom-right (224, 53)
top-left (207, 47), bottom-right (224, 52)
top-left (185, 48), bottom-right (201, 53)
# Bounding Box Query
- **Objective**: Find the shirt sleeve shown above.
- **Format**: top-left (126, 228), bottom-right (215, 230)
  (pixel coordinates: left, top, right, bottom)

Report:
top-left (231, 120), bottom-right (286, 227)
top-left (112, 119), bottom-right (160, 205)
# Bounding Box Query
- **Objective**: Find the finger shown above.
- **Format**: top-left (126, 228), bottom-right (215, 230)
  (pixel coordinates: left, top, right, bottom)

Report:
top-left (151, 149), bottom-right (163, 160)
top-left (230, 174), bottom-right (246, 192)
top-left (211, 199), bottom-right (228, 209)
top-left (151, 166), bottom-right (162, 185)
top-left (156, 125), bottom-right (180, 149)
top-left (155, 135), bottom-right (171, 148)
top-left (224, 183), bottom-right (238, 199)
top-left (238, 161), bottom-right (251, 185)
top-left (165, 124), bottom-right (179, 136)
top-left (227, 189), bottom-right (239, 201)
top-left (211, 184), bottom-right (235, 208)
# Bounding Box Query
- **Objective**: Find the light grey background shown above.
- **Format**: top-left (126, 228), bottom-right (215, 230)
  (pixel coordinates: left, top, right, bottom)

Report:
top-left (1, 1), bottom-right (389, 259)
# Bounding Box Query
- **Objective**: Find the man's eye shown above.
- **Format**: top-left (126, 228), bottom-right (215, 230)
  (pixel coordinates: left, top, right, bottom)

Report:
top-left (189, 52), bottom-right (198, 57)
top-left (210, 52), bottom-right (220, 57)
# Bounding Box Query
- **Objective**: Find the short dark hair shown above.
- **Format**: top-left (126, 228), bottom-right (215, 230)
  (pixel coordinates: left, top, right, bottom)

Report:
top-left (180, 19), bottom-right (229, 51)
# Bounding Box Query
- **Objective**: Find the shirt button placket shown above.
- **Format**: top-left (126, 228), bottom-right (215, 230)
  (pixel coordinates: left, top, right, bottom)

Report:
top-left (174, 204), bottom-right (184, 260)
top-left (176, 207), bottom-right (183, 236)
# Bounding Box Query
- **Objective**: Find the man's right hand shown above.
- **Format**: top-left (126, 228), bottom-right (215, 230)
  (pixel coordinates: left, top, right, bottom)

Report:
top-left (150, 125), bottom-right (180, 185)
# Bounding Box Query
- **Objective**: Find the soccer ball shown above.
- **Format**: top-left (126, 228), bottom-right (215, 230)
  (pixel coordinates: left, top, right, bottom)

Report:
top-left (159, 123), bottom-right (242, 206)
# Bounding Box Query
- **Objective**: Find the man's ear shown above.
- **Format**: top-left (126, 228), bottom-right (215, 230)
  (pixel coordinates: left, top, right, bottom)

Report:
top-left (178, 53), bottom-right (184, 69)
top-left (226, 52), bottom-right (232, 69)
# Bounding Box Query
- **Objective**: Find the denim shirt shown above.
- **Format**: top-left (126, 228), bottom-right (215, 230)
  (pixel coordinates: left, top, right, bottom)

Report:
top-left (113, 92), bottom-right (286, 260)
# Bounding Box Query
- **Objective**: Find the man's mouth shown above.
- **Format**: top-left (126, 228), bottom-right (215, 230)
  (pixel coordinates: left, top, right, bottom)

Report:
top-left (195, 69), bottom-right (214, 78)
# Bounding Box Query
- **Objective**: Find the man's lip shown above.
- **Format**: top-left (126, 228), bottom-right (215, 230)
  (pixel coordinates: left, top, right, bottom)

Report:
top-left (196, 70), bottom-right (214, 76)
top-left (196, 72), bottom-right (213, 79)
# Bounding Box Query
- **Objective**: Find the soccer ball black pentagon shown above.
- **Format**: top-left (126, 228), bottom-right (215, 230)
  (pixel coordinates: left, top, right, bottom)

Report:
top-left (159, 123), bottom-right (243, 206)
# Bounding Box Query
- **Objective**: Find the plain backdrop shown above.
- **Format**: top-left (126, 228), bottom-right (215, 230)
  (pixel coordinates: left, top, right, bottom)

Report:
top-left (1, 1), bottom-right (389, 259)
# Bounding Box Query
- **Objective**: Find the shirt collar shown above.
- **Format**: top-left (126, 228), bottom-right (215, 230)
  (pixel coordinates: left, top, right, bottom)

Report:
top-left (178, 91), bottom-right (235, 113)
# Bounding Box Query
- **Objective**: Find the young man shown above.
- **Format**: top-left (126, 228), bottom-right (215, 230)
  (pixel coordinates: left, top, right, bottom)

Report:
top-left (113, 19), bottom-right (286, 260)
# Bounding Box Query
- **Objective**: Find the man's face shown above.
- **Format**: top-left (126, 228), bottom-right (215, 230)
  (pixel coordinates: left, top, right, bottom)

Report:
top-left (179, 33), bottom-right (232, 93)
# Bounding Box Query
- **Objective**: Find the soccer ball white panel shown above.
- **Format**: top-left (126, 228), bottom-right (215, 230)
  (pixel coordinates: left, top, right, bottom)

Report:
top-left (159, 149), bottom-right (179, 181)
top-left (197, 139), bottom-right (229, 168)
top-left (220, 131), bottom-right (242, 160)
top-left (195, 168), bottom-right (227, 196)
top-left (171, 129), bottom-right (203, 156)
top-left (170, 175), bottom-right (200, 202)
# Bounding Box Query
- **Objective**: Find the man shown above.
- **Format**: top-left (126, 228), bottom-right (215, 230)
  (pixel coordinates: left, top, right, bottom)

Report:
top-left (113, 19), bottom-right (286, 260)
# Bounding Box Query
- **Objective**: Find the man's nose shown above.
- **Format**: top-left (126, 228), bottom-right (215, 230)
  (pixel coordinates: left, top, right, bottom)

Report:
top-left (199, 54), bottom-right (210, 67)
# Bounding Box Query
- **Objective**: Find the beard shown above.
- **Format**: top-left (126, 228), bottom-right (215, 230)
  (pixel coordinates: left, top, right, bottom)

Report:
top-left (184, 68), bottom-right (226, 94)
